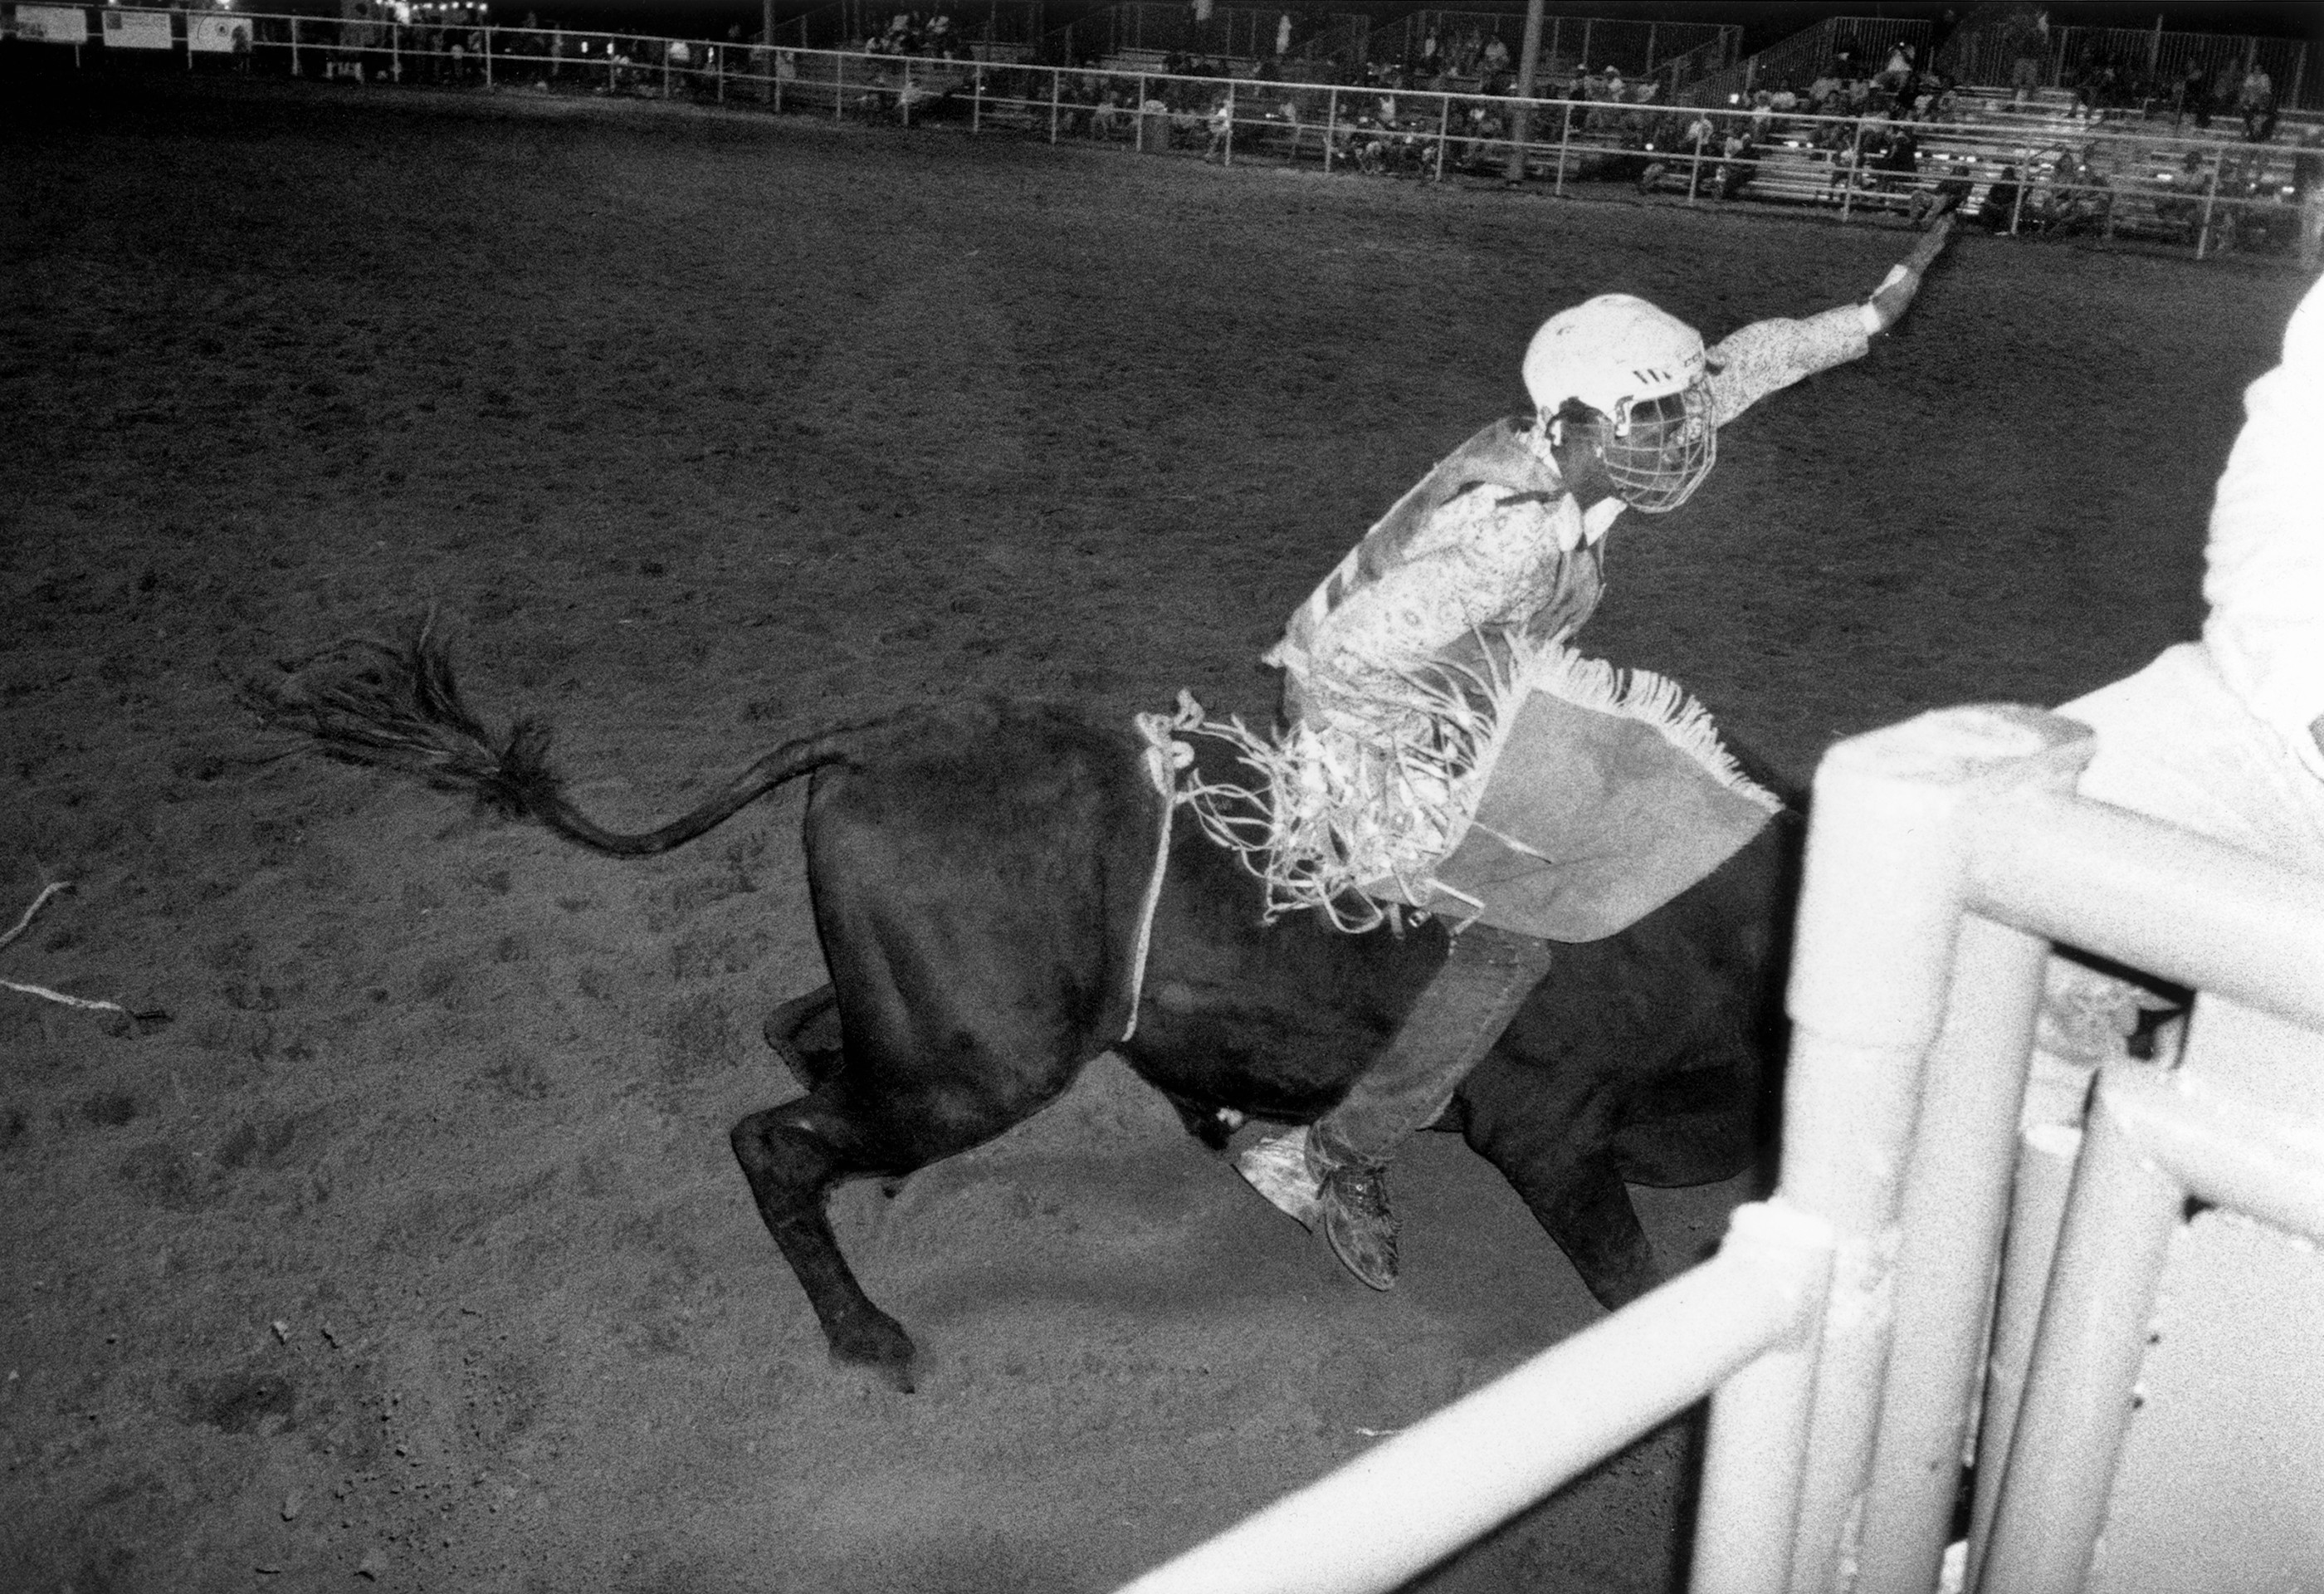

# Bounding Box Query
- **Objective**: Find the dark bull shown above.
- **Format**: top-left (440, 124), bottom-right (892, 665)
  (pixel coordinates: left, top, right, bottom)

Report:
top-left (261, 622), bottom-right (1799, 1391)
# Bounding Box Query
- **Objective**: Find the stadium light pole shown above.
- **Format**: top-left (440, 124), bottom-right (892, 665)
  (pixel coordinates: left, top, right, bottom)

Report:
top-left (1503, 0), bottom-right (1545, 184)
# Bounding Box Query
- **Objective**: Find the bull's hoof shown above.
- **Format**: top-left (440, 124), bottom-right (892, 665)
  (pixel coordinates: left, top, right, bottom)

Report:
top-left (828, 1308), bottom-right (918, 1394)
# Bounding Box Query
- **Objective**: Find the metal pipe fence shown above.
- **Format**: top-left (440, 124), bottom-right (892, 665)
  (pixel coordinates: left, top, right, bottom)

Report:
top-left (1121, 702), bottom-right (2324, 1592)
top-left (12, 7), bottom-right (2312, 266)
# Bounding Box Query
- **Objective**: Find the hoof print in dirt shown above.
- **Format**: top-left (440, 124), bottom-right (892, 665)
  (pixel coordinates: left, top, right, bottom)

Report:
top-left (182, 1372), bottom-right (299, 1436)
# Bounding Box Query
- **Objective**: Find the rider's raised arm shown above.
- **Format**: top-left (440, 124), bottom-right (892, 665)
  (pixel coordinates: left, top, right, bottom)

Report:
top-left (1705, 213), bottom-right (1957, 427)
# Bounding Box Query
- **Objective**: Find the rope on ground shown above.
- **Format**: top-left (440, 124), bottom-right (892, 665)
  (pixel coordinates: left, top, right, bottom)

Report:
top-left (0, 882), bottom-right (132, 1016)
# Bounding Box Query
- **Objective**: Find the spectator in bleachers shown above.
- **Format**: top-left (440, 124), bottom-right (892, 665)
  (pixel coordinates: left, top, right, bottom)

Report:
top-left (2037, 145), bottom-right (2111, 236)
top-left (1202, 95), bottom-right (1233, 162)
top-left (1875, 115), bottom-right (1921, 193)
top-left (1875, 43), bottom-right (1915, 93)
top-left (2151, 149), bottom-right (2208, 243)
top-left (2009, 47), bottom-right (2040, 106)
top-left (1712, 126), bottom-right (1757, 201)
top-left (2238, 65), bottom-right (2278, 144)
top-left (1908, 172), bottom-right (1974, 227)
top-left (1980, 164), bottom-right (2022, 232)
top-left (2176, 58), bottom-right (2212, 130)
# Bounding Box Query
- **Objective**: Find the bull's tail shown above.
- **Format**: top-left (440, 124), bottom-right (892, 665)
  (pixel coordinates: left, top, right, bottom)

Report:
top-left (251, 615), bottom-right (861, 858)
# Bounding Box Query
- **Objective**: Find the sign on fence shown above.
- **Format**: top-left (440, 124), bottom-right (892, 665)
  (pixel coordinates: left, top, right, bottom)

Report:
top-left (102, 9), bottom-right (177, 51)
top-left (11, 4), bottom-right (91, 44)
top-left (191, 16), bottom-right (256, 54)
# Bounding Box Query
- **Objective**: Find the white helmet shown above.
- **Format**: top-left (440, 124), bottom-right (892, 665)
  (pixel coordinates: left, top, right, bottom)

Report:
top-left (1521, 293), bottom-right (1717, 512)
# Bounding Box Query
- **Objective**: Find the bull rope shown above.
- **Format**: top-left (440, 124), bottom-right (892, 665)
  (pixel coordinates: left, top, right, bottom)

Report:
top-left (1120, 692), bottom-right (1205, 1044)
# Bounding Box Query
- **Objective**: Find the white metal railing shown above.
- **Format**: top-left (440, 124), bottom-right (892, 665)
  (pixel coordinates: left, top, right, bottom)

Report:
top-left (10, 7), bottom-right (2311, 260)
top-left (1119, 1200), bottom-right (1836, 1594)
top-left (1118, 704), bottom-right (2324, 1592)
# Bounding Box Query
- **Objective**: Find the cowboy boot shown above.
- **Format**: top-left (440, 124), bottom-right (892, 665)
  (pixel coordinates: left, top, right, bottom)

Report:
top-left (1310, 1131), bottom-right (1398, 1291)
top-left (1232, 1124), bottom-right (1396, 1288)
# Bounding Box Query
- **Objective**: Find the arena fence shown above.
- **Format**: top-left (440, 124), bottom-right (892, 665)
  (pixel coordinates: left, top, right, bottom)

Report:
top-left (1040, 2), bottom-right (1365, 71)
top-left (1379, 11), bottom-right (1739, 95)
top-left (768, 0), bottom-right (1045, 58)
top-left (1947, 22), bottom-right (2312, 115)
top-left (1120, 703), bottom-right (2324, 1593)
top-left (6, 4), bottom-right (2312, 268)
top-left (1695, 14), bottom-right (1935, 110)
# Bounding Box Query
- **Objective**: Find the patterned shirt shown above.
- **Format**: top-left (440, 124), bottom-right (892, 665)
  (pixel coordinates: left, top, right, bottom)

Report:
top-left (1268, 304), bottom-right (1871, 705)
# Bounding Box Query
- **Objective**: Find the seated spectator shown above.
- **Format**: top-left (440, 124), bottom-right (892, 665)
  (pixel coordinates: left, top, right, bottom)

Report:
top-left (1712, 128), bottom-right (1756, 200)
top-left (1908, 173), bottom-right (1974, 227)
top-left (1874, 42), bottom-right (1914, 91)
top-left (1980, 164), bottom-right (2022, 231)
top-left (1876, 116), bottom-right (1921, 191)
top-left (1203, 95), bottom-right (1233, 162)
top-left (2151, 149), bottom-right (2208, 240)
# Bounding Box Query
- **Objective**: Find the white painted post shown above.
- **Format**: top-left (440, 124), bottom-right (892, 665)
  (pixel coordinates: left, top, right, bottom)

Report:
top-left (1851, 912), bottom-right (2050, 1594)
top-left (1223, 80), bottom-right (1235, 167)
top-left (1977, 1076), bottom-right (2183, 1593)
top-left (1775, 707), bottom-right (2093, 1594)
top-left (1687, 1203), bottom-right (1838, 1594)
top-left (901, 56), bottom-right (912, 124)
top-left (1555, 99), bottom-right (1570, 194)
top-left (1434, 93), bottom-right (1448, 181)
top-left (484, 23), bottom-right (493, 87)
top-left (834, 49), bottom-right (844, 119)
top-left (1050, 66), bottom-right (1060, 143)
top-left (1965, 1120), bottom-right (2082, 1587)
top-left (1324, 85), bottom-right (1336, 171)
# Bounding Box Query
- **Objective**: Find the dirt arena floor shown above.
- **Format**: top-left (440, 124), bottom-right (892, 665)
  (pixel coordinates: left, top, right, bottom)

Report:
top-left (2, 70), bottom-right (2311, 1593)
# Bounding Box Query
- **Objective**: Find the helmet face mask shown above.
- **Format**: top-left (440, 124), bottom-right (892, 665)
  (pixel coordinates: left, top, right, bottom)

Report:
top-left (1599, 383), bottom-right (1717, 511)
top-left (1522, 294), bottom-right (1720, 513)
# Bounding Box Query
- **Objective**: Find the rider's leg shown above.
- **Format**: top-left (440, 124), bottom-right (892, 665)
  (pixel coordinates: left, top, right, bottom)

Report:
top-left (1238, 922), bottom-right (1558, 1288)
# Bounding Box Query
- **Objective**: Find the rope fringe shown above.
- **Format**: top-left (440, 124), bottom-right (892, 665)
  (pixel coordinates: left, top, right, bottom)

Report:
top-left (1170, 629), bottom-right (1779, 932)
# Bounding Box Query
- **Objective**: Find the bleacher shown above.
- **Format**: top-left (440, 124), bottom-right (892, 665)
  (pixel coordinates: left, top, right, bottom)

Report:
top-left (1638, 66), bottom-right (2312, 252)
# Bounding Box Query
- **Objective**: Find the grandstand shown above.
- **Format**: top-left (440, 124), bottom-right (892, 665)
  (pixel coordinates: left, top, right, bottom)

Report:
top-left (6, 2), bottom-right (2312, 264)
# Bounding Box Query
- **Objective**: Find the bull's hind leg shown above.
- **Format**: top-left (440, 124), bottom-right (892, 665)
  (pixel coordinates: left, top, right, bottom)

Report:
top-left (730, 1088), bottom-right (921, 1389)
top-left (731, 1039), bottom-right (1092, 1391)
top-left (1457, 1054), bottom-right (1662, 1310)
top-left (762, 984), bottom-right (843, 1092)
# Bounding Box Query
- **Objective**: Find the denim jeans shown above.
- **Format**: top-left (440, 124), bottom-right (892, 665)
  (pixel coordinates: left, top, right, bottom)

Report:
top-left (1311, 922), bottom-right (1559, 1166)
